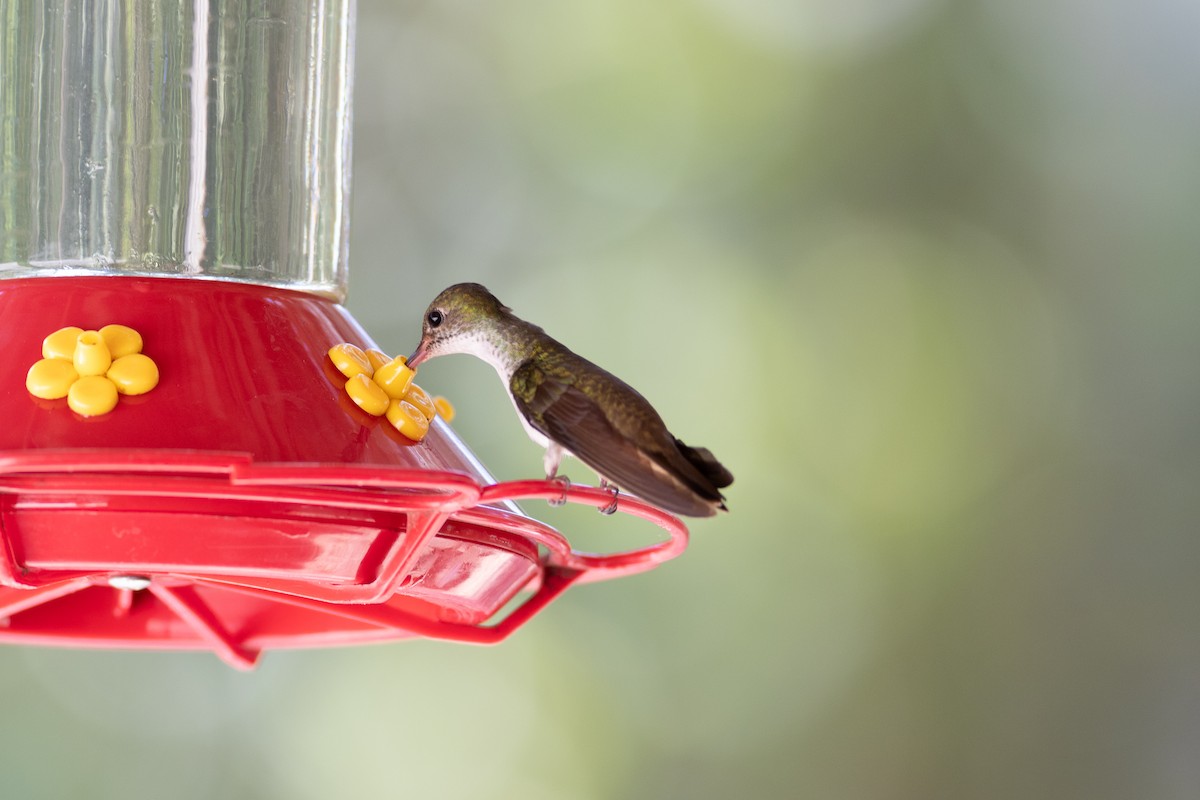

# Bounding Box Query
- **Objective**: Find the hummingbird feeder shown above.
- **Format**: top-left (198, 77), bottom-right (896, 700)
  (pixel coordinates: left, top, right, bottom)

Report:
top-left (0, 1), bottom-right (686, 670)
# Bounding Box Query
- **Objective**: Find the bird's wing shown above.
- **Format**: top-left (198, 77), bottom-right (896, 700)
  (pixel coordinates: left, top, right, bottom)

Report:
top-left (510, 359), bottom-right (722, 516)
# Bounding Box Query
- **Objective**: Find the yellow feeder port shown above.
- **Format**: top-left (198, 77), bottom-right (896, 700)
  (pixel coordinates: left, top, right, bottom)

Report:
top-left (73, 331), bottom-right (112, 377)
top-left (373, 357), bottom-right (415, 399)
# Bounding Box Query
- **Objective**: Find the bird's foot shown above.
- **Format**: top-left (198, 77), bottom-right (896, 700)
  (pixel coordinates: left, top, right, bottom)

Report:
top-left (548, 474), bottom-right (571, 507)
top-left (598, 479), bottom-right (620, 515)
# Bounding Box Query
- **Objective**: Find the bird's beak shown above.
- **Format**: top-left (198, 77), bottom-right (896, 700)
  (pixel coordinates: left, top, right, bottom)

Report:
top-left (406, 340), bottom-right (429, 368)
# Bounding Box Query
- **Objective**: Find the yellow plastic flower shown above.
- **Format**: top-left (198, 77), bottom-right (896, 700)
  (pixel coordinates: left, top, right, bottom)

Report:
top-left (28, 325), bottom-right (159, 416)
top-left (327, 343), bottom-right (450, 441)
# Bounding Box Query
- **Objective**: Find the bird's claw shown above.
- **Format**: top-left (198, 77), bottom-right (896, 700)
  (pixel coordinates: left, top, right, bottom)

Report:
top-left (548, 474), bottom-right (571, 507)
top-left (598, 480), bottom-right (619, 515)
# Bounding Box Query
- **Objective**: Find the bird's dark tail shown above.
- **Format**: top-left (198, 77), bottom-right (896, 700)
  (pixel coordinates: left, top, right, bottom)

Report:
top-left (675, 439), bottom-right (734, 497)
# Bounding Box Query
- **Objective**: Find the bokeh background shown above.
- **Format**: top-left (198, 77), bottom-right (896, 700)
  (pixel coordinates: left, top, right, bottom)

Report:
top-left (3, 0), bottom-right (1199, 797)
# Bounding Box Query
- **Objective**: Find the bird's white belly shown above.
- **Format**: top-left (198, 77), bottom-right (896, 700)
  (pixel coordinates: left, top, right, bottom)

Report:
top-left (487, 357), bottom-right (560, 455)
top-left (509, 392), bottom-right (551, 449)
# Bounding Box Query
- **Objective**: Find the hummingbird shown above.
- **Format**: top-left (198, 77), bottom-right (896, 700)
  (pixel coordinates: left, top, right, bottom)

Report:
top-left (407, 283), bottom-right (733, 517)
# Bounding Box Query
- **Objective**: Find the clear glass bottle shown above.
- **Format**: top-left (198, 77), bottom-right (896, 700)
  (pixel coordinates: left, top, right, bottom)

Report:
top-left (0, 0), bottom-right (355, 300)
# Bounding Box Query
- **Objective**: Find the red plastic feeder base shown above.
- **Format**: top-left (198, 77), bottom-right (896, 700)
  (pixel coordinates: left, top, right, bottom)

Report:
top-left (0, 278), bottom-right (687, 669)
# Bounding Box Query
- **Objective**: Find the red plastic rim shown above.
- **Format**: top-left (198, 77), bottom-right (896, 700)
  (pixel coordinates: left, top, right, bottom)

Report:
top-left (0, 449), bottom-right (688, 669)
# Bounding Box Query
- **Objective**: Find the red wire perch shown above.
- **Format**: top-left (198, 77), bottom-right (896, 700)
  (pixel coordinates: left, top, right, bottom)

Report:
top-left (477, 479), bottom-right (690, 582)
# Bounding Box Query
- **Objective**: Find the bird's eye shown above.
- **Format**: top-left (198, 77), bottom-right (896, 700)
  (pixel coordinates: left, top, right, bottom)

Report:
top-left (427, 310), bottom-right (444, 328)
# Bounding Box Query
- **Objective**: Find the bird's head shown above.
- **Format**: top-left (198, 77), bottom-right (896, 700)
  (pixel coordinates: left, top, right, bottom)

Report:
top-left (407, 283), bottom-right (514, 368)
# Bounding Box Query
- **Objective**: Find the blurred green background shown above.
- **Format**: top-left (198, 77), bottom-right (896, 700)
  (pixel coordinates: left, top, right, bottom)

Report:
top-left (4, 0), bottom-right (1199, 797)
